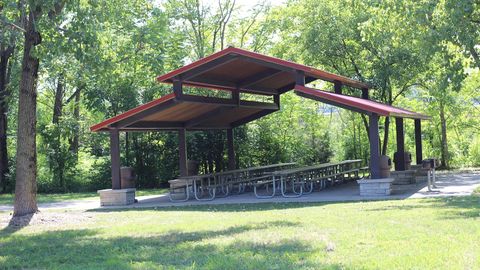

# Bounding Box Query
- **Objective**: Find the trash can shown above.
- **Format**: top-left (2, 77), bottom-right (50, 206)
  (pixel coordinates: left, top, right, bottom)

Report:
top-left (380, 155), bottom-right (392, 178)
top-left (422, 158), bottom-right (438, 169)
top-left (120, 167), bottom-right (136, 189)
top-left (393, 152), bottom-right (412, 170)
top-left (405, 152), bottom-right (412, 169)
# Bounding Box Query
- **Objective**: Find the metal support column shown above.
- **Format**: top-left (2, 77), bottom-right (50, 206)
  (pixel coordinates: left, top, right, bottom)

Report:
top-left (361, 88), bottom-right (369, 99)
top-left (232, 87), bottom-right (240, 105)
top-left (395, 117), bottom-right (406, 171)
top-left (295, 70), bottom-right (305, 86)
top-left (179, 128), bottom-right (187, 177)
top-left (334, 81), bottom-right (342, 94)
top-left (415, 119), bottom-right (423, 165)
top-left (110, 129), bottom-right (121, 189)
top-left (173, 79), bottom-right (183, 98)
top-left (369, 114), bottom-right (381, 179)
top-left (227, 128), bottom-right (236, 170)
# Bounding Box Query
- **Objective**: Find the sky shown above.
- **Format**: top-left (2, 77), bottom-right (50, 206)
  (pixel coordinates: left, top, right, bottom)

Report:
top-left (156, 0), bottom-right (286, 15)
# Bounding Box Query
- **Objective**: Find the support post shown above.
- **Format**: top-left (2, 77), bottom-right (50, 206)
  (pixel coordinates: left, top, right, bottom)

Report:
top-left (295, 70), bottom-right (305, 86)
top-left (415, 119), bottom-right (423, 165)
top-left (110, 129), bottom-right (121, 189)
top-left (273, 94), bottom-right (280, 106)
top-left (369, 114), bottom-right (381, 179)
top-left (178, 128), bottom-right (187, 177)
top-left (334, 81), bottom-right (342, 94)
top-left (173, 79), bottom-right (183, 98)
top-left (232, 87), bottom-right (240, 105)
top-left (361, 88), bottom-right (369, 99)
top-left (395, 117), bottom-right (406, 171)
top-left (227, 128), bottom-right (236, 170)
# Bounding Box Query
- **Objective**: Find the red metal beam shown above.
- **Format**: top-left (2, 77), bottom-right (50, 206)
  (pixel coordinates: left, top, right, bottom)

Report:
top-left (294, 85), bottom-right (430, 120)
top-left (90, 93), bottom-right (177, 132)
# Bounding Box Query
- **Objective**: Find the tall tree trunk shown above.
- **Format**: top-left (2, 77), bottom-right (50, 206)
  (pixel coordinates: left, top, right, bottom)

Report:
top-left (469, 46), bottom-right (480, 69)
top-left (361, 114), bottom-right (369, 140)
top-left (0, 46), bottom-right (14, 193)
top-left (381, 117), bottom-right (390, 155)
top-left (352, 116), bottom-right (357, 158)
top-left (52, 77), bottom-right (65, 190)
top-left (52, 76), bottom-right (63, 124)
top-left (0, 102), bottom-right (7, 193)
top-left (68, 87), bottom-right (81, 156)
top-left (14, 8), bottom-right (42, 217)
top-left (439, 102), bottom-right (449, 169)
top-left (125, 132), bottom-right (130, 164)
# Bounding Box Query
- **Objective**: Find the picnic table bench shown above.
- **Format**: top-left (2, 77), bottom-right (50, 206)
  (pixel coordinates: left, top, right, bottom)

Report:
top-left (254, 160), bottom-right (363, 198)
top-left (169, 160), bottom-right (364, 201)
top-left (168, 162), bottom-right (296, 202)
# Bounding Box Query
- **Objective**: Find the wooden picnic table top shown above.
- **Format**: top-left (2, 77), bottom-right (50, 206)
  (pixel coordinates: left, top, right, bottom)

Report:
top-left (179, 162), bottom-right (297, 179)
top-left (268, 160), bottom-right (362, 176)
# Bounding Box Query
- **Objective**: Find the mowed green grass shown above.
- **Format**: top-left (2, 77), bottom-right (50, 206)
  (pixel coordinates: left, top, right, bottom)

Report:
top-left (0, 195), bottom-right (479, 269)
top-left (0, 188), bottom-right (167, 205)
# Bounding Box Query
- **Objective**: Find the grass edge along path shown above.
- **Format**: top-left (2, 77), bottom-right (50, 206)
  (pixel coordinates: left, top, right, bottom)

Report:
top-left (0, 188), bottom-right (167, 205)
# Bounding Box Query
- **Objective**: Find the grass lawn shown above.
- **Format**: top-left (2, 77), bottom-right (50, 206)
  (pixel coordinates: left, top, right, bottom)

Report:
top-left (0, 188), bottom-right (167, 205)
top-left (0, 195), bottom-right (479, 269)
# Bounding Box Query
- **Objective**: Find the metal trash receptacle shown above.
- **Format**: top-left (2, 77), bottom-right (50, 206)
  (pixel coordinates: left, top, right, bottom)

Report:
top-left (120, 167), bottom-right (136, 189)
top-left (380, 155), bottom-right (392, 178)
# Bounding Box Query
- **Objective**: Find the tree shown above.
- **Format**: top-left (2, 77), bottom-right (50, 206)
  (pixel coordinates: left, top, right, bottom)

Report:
top-left (433, 0), bottom-right (480, 69)
top-left (0, 0), bottom-right (23, 192)
top-left (14, 0), bottom-right (65, 217)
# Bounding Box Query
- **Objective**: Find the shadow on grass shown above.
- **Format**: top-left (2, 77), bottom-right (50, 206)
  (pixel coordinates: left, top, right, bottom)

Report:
top-left (438, 195), bottom-right (480, 219)
top-left (364, 195), bottom-right (480, 220)
top-left (0, 221), bottom-right (343, 269)
top-left (88, 200), bottom-right (355, 214)
top-left (0, 212), bottom-right (35, 235)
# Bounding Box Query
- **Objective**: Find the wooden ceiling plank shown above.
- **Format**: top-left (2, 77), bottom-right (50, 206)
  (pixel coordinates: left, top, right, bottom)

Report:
top-left (181, 55), bottom-right (239, 81)
top-left (238, 69), bottom-right (284, 88)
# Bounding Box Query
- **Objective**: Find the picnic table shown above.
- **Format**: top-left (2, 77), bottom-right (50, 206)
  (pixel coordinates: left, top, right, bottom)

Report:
top-left (168, 163), bottom-right (296, 202)
top-left (253, 160), bottom-right (363, 198)
top-left (169, 160), bottom-right (365, 201)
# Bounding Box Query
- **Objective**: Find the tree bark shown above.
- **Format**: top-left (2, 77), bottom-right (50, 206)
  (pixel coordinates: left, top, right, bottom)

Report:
top-left (52, 76), bottom-right (65, 190)
top-left (68, 87), bottom-right (81, 156)
top-left (381, 116), bottom-right (390, 155)
top-left (360, 114), bottom-right (369, 137)
top-left (352, 116), bottom-right (357, 158)
top-left (14, 8), bottom-right (42, 217)
top-left (0, 46), bottom-right (14, 193)
top-left (469, 45), bottom-right (480, 69)
top-left (52, 76), bottom-right (64, 124)
top-left (125, 132), bottom-right (130, 164)
top-left (439, 101), bottom-right (449, 169)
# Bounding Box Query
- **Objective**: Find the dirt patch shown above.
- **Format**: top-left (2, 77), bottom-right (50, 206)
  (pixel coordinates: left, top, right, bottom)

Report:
top-left (0, 210), bottom-right (94, 230)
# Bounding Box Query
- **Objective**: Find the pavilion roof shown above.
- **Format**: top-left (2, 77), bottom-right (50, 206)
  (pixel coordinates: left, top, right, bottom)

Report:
top-left (294, 85), bottom-right (430, 120)
top-left (91, 48), bottom-right (428, 133)
top-left (90, 93), bottom-right (279, 132)
top-left (156, 46), bottom-right (371, 95)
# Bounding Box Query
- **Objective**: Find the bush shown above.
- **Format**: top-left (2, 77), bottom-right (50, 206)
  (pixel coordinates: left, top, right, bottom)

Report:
top-left (469, 136), bottom-right (480, 167)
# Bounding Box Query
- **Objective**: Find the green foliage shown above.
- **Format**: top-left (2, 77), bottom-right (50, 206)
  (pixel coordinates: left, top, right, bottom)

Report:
top-left (1, 0), bottom-right (479, 193)
top-left (469, 136), bottom-right (480, 167)
top-left (38, 120), bottom-right (78, 192)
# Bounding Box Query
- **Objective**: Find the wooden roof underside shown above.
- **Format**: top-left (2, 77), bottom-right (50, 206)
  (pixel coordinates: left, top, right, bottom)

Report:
top-left (91, 47), bottom-right (429, 132)
top-left (156, 47), bottom-right (371, 96)
top-left (90, 94), bottom-right (279, 132)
